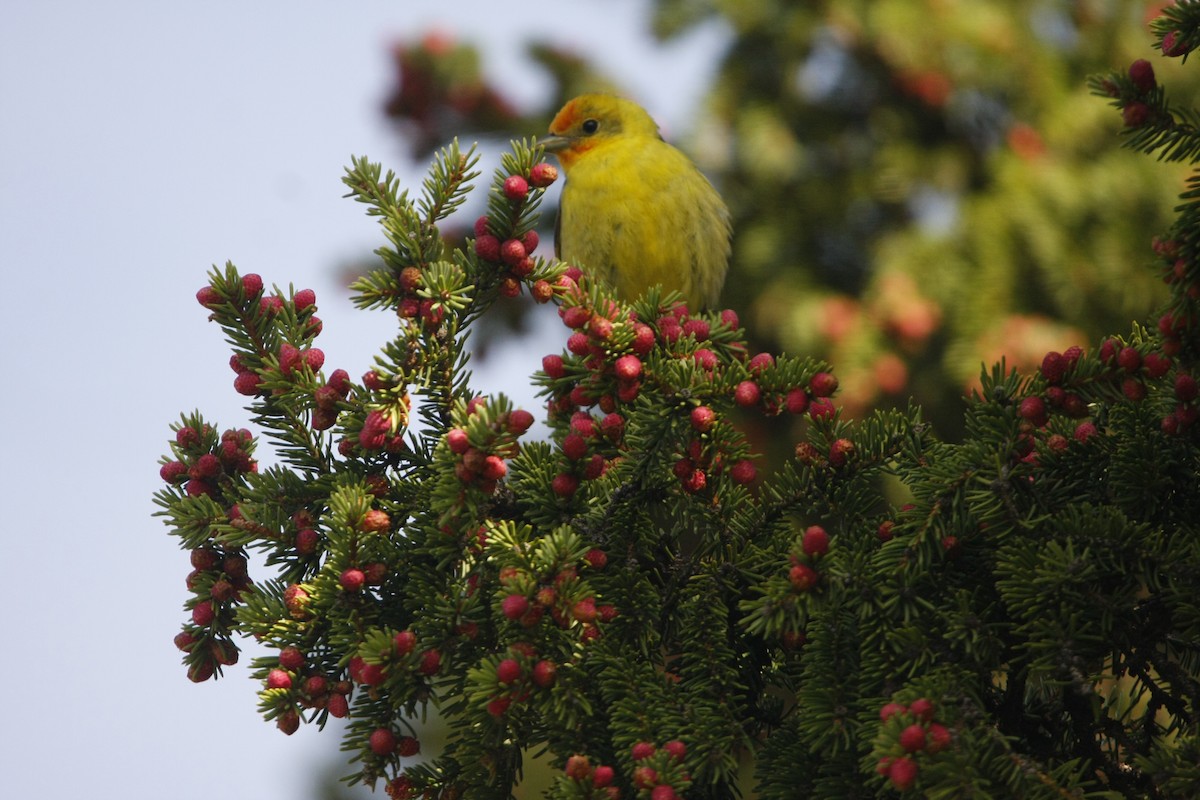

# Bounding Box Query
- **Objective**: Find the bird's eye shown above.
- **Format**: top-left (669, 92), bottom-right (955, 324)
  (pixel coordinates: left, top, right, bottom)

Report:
top-left (581, 118), bottom-right (599, 135)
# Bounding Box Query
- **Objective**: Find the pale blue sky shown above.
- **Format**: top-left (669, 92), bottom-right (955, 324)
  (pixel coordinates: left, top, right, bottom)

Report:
top-left (0, 3), bottom-right (725, 797)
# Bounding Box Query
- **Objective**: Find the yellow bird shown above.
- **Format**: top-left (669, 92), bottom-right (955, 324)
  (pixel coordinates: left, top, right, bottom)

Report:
top-left (540, 93), bottom-right (731, 310)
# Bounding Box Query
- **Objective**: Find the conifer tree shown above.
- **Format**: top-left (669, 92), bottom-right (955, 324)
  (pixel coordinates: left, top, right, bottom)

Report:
top-left (157, 15), bottom-right (1200, 799)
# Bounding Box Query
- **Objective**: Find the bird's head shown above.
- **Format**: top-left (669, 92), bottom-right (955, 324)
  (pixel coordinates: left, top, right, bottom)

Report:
top-left (539, 93), bottom-right (661, 171)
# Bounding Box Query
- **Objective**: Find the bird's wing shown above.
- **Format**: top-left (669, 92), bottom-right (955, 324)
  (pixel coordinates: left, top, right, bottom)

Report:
top-left (554, 201), bottom-right (563, 260)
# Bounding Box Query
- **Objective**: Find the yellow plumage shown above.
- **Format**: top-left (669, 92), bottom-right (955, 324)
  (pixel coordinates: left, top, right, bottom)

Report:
top-left (540, 94), bottom-right (731, 310)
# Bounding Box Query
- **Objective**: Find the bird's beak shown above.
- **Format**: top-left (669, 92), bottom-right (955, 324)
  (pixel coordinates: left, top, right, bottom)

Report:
top-left (538, 134), bottom-right (572, 153)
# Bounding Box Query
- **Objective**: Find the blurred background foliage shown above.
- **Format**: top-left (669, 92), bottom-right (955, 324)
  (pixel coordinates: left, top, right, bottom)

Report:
top-left (369, 0), bottom-right (1196, 444)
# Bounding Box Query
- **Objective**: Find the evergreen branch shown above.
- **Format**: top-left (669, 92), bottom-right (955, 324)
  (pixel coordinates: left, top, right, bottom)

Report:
top-left (1089, 70), bottom-right (1200, 163)
top-left (1152, 0), bottom-right (1200, 60)
top-left (1121, 107), bottom-right (1200, 163)
top-left (418, 139), bottom-right (480, 226)
top-left (342, 155), bottom-right (410, 219)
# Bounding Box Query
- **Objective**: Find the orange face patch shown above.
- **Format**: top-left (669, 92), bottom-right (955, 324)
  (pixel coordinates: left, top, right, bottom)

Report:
top-left (551, 141), bottom-right (594, 170)
top-left (547, 98), bottom-right (599, 169)
top-left (549, 98), bottom-right (582, 135)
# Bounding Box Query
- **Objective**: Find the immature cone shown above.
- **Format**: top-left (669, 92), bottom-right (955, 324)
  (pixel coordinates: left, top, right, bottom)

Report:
top-left (1129, 59), bottom-right (1156, 93)
top-left (529, 161), bottom-right (557, 187)
top-left (888, 757), bottom-right (918, 791)
top-left (1123, 102), bottom-right (1150, 127)
top-left (502, 174), bottom-right (529, 201)
top-left (802, 525), bottom-right (829, 557)
top-left (369, 727), bottom-right (396, 757)
top-left (1163, 30), bottom-right (1188, 57)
